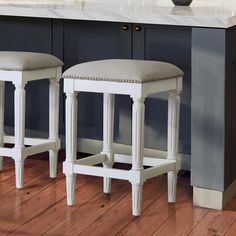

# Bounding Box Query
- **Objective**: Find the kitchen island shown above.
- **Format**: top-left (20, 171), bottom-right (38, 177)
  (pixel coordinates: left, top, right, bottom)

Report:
top-left (0, 0), bottom-right (236, 210)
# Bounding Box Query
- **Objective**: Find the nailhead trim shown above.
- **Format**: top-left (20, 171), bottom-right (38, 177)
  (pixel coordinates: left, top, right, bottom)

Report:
top-left (0, 66), bottom-right (61, 72)
top-left (63, 75), bottom-right (143, 84)
top-left (0, 67), bottom-right (23, 71)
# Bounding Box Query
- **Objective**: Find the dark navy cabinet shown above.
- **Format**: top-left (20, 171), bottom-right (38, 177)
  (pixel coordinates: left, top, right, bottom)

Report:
top-left (62, 21), bottom-right (133, 142)
top-left (0, 17), bottom-right (192, 156)
top-left (0, 17), bottom-right (52, 134)
top-left (132, 24), bottom-right (191, 155)
top-left (60, 21), bottom-right (192, 154)
top-left (63, 21), bottom-right (132, 68)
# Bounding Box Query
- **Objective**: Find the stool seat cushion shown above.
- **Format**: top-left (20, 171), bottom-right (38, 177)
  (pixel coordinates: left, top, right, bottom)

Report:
top-left (63, 59), bottom-right (183, 84)
top-left (0, 51), bottom-right (63, 71)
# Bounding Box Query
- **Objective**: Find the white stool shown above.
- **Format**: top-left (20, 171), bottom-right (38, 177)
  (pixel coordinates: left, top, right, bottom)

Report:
top-left (63, 59), bottom-right (183, 216)
top-left (0, 51), bottom-right (63, 189)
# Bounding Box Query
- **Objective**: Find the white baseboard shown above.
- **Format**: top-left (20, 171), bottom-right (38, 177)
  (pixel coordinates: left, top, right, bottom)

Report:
top-left (5, 126), bottom-right (191, 171)
top-left (193, 178), bottom-right (236, 210)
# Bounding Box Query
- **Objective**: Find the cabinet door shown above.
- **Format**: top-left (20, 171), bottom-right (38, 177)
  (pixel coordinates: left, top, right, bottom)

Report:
top-left (63, 21), bottom-right (132, 142)
top-left (0, 17), bottom-right (52, 133)
top-left (133, 25), bottom-right (191, 156)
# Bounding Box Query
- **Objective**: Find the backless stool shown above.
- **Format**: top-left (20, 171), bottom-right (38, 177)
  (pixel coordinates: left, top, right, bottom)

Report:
top-left (63, 59), bottom-right (183, 216)
top-left (0, 52), bottom-right (63, 189)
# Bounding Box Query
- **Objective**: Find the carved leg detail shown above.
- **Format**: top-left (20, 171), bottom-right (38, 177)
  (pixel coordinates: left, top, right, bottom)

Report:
top-left (132, 183), bottom-right (143, 216)
top-left (49, 150), bottom-right (58, 178)
top-left (15, 160), bottom-right (24, 189)
top-left (102, 93), bottom-right (115, 194)
top-left (66, 174), bottom-right (76, 206)
top-left (131, 97), bottom-right (145, 216)
top-left (49, 79), bottom-right (60, 178)
top-left (14, 83), bottom-right (26, 188)
top-left (167, 91), bottom-right (180, 203)
top-left (64, 92), bottom-right (78, 206)
top-left (168, 172), bottom-right (177, 202)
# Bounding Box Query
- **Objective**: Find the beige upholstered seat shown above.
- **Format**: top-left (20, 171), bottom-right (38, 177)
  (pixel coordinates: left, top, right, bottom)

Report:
top-left (0, 51), bottom-right (63, 71)
top-left (63, 59), bottom-right (183, 84)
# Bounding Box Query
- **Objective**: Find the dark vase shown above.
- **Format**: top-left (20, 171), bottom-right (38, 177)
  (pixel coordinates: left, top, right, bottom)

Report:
top-left (171, 0), bottom-right (193, 6)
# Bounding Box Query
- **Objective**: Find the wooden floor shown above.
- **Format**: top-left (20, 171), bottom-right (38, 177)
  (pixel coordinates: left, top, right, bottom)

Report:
top-left (1, 151), bottom-right (236, 236)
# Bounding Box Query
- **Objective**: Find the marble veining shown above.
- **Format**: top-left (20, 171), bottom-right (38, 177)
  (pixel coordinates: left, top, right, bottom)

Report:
top-left (0, 0), bottom-right (236, 28)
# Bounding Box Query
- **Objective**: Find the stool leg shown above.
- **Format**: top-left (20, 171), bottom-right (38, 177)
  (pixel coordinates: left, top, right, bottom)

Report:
top-left (0, 81), bottom-right (4, 171)
top-left (102, 93), bottom-right (115, 194)
top-left (49, 79), bottom-right (60, 178)
top-left (14, 83), bottom-right (26, 189)
top-left (131, 97), bottom-right (145, 216)
top-left (15, 160), bottom-right (24, 189)
top-left (167, 91), bottom-right (180, 203)
top-left (65, 92), bottom-right (78, 206)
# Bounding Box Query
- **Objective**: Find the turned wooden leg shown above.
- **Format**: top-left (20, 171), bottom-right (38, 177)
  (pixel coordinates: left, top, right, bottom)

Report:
top-left (102, 93), bottom-right (115, 194)
top-left (14, 83), bottom-right (26, 189)
top-left (0, 81), bottom-right (4, 171)
top-left (65, 92), bottom-right (78, 206)
top-left (167, 91), bottom-right (180, 203)
top-left (131, 97), bottom-right (145, 216)
top-left (132, 183), bottom-right (143, 216)
top-left (66, 174), bottom-right (76, 206)
top-left (15, 160), bottom-right (24, 189)
top-left (49, 79), bottom-right (60, 178)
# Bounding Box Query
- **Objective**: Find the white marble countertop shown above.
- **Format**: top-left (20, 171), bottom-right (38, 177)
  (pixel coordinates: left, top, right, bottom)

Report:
top-left (0, 0), bottom-right (236, 28)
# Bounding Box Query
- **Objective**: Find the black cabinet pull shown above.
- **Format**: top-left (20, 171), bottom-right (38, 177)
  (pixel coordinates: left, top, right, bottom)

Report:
top-left (135, 26), bottom-right (142, 32)
top-left (122, 25), bottom-right (129, 31)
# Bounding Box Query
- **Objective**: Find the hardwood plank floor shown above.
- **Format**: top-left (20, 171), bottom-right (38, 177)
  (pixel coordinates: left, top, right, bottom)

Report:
top-left (116, 176), bottom-right (192, 236)
top-left (0, 152), bottom-right (236, 236)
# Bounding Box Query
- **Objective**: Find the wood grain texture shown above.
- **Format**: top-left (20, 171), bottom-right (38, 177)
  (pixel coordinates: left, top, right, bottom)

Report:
top-left (44, 179), bottom-right (128, 236)
top-left (117, 176), bottom-right (191, 236)
top-left (79, 176), bottom-right (167, 236)
top-left (0, 176), bottom-right (89, 234)
top-left (189, 211), bottom-right (236, 236)
top-left (1, 152), bottom-right (236, 236)
top-left (0, 156), bottom-right (12, 167)
top-left (13, 177), bottom-right (99, 235)
top-left (152, 201), bottom-right (209, 236)
top-left (0, 157), bottom-right (51, 195)
top-left (225, 219), bottom-right (236, 236)
top-left (11, 175), bottom-right (95, 235)
top-left (226, 195), bottom-right (236, 211)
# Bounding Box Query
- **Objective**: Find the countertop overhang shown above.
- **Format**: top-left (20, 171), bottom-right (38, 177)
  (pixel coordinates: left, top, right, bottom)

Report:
top-left (0, 0), bottom-right (236, 28)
